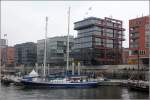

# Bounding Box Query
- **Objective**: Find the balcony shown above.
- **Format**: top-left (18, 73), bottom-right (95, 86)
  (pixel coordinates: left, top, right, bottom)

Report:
top-left (129, 43), bottom-right (138, 48)
top-left (130, 33), bottom-right (139, 39)
top-left (130, 37), bottom-right (138, 40)
top-left (130, 28), bottom-right (139, 33)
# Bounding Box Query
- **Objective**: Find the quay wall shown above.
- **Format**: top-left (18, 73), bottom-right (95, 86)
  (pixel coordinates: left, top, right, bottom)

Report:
top-left (1, 64), bottom-right (149, 80)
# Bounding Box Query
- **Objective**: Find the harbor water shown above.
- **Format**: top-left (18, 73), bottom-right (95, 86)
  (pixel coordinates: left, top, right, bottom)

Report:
top-left (0, 83), bottom-right (149, 100)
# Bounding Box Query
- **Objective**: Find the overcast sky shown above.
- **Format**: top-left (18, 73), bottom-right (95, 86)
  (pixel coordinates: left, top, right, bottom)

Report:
top-left (1, 1), bottom-right (149, 47)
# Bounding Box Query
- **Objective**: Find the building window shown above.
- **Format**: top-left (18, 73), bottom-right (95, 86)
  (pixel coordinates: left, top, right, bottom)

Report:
top-left (79, 36), bottom-right (92, 43)
top-left (94, 31), bottom-right (102, 36)
top-left (95, 38), bottom-right (102, 45)
top-left (107, 39), bottom-right (113, 44)
top-left (107, 33), bottom-right (113, 37)
top-left (130, 27), bottom-right (134, 31)
top-left (106, 29), bottom-right (113, 33)
top-left (139, 50), bottom-right (145, 55)
top-left (106, 43), bottom-right (113, 48)
top-left (106, 22), bottom-right (113, 27)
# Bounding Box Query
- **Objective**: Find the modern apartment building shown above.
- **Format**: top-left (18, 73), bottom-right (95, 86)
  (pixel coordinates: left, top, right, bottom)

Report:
top-left (0, 39), bottom-right (7, 66)
top-left (0, 39), bottom-right (15, 67)
top-left (73, 17), bottom-right (125, 66)
top-left (37, 36), bottom-right (74, 66)
top-left (0, 39), bottom-right (7, 47)
top-left (145, 24), bottom-right (150, 48)
top-left (14, 42), bottom-right (37, 67)
top-left (128, 16), bottom-right (149, 65)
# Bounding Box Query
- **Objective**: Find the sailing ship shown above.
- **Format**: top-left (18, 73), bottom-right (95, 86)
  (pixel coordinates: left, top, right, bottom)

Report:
top-left (20, 7), bottom-right (99, 88)
top-left (127, 49), bottom-right (149, 92)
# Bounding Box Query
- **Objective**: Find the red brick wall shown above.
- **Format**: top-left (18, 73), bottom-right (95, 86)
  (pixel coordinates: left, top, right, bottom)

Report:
top-left (128, 16), bottom-right (149, 63)
top-left (7, 47), bottom-right (15, 65)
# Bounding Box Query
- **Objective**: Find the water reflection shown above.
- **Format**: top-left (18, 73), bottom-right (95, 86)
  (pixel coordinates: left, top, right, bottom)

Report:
top-left (0, 84), bottom-right (149, 100)
top-left (121, 88), bottom-right (130, 100)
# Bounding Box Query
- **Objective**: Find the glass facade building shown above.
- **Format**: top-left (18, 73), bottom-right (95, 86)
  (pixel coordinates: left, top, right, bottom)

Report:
top-left (74, 17), bottom-right (125, 66)
top-left (37, 36), bottom-right (74, 66)
top-left (14, 42), bottom-right (37, 67)
top-left (0, 39), bottom-right (7, 66)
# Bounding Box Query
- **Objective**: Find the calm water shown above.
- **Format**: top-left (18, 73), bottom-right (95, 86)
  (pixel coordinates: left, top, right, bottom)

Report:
top-left (0, 83), bottom-right (149, 100)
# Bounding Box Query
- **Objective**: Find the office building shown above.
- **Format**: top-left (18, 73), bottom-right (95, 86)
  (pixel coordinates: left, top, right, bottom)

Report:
top-left (14, 42), bottom-right (37, 67)
top-left (0, 39), bottom-right (7, 66)
top-left (37, 36), bottom-right (74, 66)
top-left (74, 17), bottom-right (125, 66)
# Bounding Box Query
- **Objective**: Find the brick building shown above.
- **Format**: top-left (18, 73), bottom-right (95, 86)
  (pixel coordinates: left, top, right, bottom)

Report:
top-left (128, 16), bottom-right (150, 65)
top-left (6, 47), bottom-right (15, 67)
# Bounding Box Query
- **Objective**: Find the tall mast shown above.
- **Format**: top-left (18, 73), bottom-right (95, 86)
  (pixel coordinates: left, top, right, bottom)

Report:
top-left (0, 14), bottom-right (1, 79)
top-left (43, 16), bottom-right (48, 77)
top-left (66, 7), bottom-right (70, 72)
top-left (149, 0), bottom-right (150, 87)
top-left (0, 32), bottom-right (1, 39)
top-left (0, 33), bottom-right (1, 80)
top-left (137, 47), bottom-right (140, 81)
